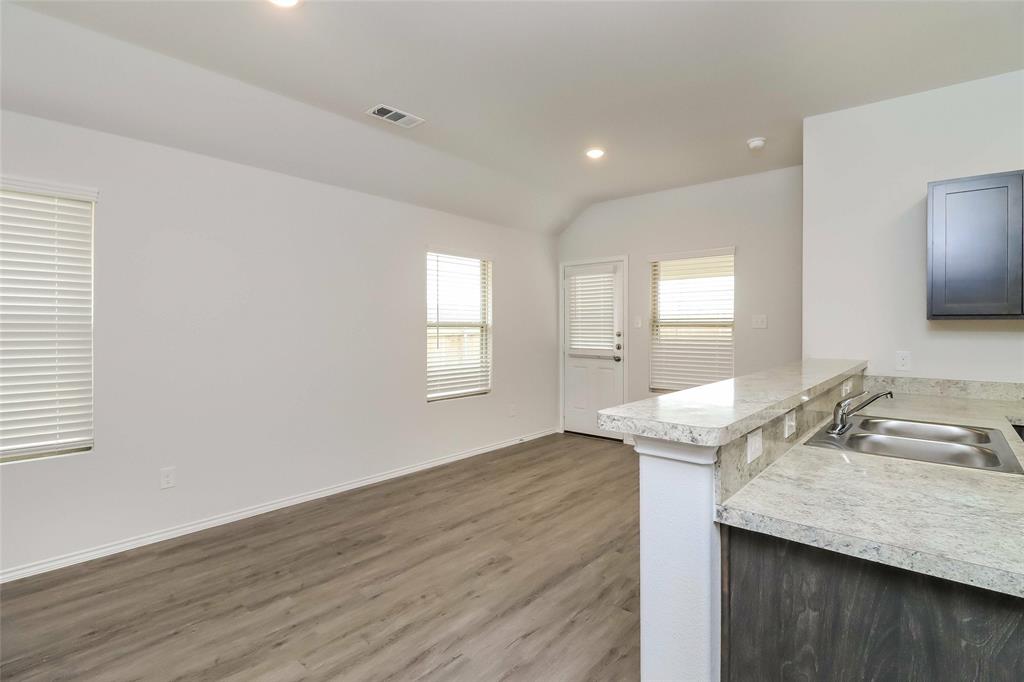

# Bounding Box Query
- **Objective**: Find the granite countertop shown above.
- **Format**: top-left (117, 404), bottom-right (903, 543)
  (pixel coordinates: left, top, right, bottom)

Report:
top-left (717, 393), bottom-right (1024, 597)
top-left (597, 358), bottom-right (866, 446)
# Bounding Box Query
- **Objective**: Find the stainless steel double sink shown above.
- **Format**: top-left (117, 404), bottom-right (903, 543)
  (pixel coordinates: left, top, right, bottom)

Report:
top-left (806, 415), bottom-right (1023, 474)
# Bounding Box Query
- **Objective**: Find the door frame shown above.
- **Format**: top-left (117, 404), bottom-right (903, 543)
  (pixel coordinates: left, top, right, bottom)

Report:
top-left (558, 256), bottom-right (629, 436)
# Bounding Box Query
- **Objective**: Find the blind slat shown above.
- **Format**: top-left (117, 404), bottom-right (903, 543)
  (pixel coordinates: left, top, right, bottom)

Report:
top-left (1, 187), bottom-right (94, 461)
top-left (650, 254), bottom-right (734, 391)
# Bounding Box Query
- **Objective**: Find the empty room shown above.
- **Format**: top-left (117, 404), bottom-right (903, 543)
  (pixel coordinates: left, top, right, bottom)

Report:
top-left (1, 1), bottom-right (1022, 680)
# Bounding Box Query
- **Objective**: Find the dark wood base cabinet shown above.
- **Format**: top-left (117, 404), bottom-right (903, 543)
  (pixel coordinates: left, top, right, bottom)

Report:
top-left (722, 528), bottom-right (1024, 682)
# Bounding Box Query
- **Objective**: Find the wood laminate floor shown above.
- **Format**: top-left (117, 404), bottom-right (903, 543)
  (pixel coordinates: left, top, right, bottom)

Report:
top-left (1, 434), bottom-right (639, 681)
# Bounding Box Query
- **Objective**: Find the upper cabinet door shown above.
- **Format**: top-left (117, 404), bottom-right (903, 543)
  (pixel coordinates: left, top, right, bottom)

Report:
top-left (928, 171), bottom-right (1023, 318)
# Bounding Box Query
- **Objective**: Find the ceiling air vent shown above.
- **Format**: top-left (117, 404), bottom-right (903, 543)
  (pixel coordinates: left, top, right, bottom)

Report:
top-left (366, 104), bottom-right (425, 129)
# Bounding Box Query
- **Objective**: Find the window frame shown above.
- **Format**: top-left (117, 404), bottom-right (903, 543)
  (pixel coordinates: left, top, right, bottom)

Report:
top-left (648, 247), bottom-right (735, 393)
top-left (425, 250), bottom-right (493, 402)
top-left (1, 176), bottom-right (98, 464)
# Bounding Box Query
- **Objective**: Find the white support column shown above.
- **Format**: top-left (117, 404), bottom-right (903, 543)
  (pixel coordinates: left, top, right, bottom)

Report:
top-left (634, 436), bottom-right (721, 682)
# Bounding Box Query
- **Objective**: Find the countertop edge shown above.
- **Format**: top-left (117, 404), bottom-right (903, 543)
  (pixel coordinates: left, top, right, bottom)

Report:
top-left (598, 359), bottom-right (867, 446)
top-left (716, 504), bottom-right (1024, 599)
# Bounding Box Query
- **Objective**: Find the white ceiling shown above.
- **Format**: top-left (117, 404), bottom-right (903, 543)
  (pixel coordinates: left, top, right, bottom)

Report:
top-left (2, 4), bottom-right (573, 233)
top-left (6, 1), bottom-right (1024, 232)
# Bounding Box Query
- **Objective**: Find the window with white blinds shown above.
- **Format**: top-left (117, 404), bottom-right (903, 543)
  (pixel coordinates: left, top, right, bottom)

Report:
top-left (650, 252), bottom-right (734, 392)
top-left (1, 186), bottom-right (95, 462)
top-left (566, 266), bottom-right (616, 354)
top-left (426, 252), bottom-right (492, 401)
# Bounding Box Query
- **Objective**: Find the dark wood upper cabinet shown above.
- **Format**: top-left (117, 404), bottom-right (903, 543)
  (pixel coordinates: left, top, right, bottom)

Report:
top-left (928, 170), bottom-right (1023, 319)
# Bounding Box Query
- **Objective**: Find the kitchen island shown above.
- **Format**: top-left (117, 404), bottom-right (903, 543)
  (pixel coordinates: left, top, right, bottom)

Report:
top-left (598, 359), bottom-right (1024, 681)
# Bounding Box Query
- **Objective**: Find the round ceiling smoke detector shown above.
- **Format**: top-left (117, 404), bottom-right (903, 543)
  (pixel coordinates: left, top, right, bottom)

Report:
top-left (746, 137), bottom-right (767, 151)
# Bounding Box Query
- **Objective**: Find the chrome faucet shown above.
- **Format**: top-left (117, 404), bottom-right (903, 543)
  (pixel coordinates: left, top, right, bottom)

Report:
top-left (827, 391), bottom-right (894, 435)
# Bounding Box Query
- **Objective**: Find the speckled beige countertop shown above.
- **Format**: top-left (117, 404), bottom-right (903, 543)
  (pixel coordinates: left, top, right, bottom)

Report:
top-left (597, 358), bottom-right (866, 446)
top-left (717, 393), bottom-right (1024, 597)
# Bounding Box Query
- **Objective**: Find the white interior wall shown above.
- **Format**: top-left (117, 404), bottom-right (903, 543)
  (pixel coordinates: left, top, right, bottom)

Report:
top-left (558, 167), bottom-right (804, 403)
top-left (0, 112), bottom-right (559, 574)
top-left (803, 70), bottom-right (1024, 382)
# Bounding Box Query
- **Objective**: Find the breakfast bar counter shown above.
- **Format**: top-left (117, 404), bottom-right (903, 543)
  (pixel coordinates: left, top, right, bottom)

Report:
top-left (598, 359), bottom-right (1024, 680)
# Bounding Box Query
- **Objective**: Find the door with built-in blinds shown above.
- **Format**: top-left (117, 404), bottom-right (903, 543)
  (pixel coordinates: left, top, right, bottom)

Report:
top-left (562, 261), bottom-right (624, 439)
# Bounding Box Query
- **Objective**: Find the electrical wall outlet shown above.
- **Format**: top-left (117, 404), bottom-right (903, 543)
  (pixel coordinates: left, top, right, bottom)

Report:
top-left (841, 379), bottom-right (853, 397)
top-left (160, 466), bottom-right (176, 490)
top-left (895, 350), bottom-right (912, 372)
top-left (784, 410), bottom-right (797, 439)
top-left (746, 428), bottom-right (763, 463)
top-left (751, 314), bottom-right (768, 329)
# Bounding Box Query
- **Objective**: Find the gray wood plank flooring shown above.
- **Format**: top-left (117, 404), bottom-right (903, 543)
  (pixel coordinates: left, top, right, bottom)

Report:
top-left (1, 434), bottom-right (639, 681)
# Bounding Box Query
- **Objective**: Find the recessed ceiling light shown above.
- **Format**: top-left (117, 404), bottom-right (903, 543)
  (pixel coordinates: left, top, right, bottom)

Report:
top-left (586, 148), bottom-right (605, 160)
top-left (268, 0), bottom-right (300, 7)
top-left (746, 137), bottom-right (766, 151)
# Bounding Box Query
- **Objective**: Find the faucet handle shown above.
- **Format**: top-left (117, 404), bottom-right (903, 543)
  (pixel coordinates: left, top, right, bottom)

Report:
top-left (829, 391), bottom-right (867, 435)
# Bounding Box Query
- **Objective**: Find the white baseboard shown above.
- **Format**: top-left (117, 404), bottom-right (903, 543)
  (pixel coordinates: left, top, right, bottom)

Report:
top-left (0, 428), bottom-right (558, 583)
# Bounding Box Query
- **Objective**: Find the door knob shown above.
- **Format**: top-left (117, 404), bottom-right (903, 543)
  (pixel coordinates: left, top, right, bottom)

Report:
top-left (613, 355), bottom-right (622, 362)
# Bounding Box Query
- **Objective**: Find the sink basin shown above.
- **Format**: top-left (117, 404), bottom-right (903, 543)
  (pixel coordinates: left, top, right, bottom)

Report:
top-left (806, 415), bottom-right (1023, 474)
top-left (855, 417), bottom-right (992, 444)
top-left (844, 434), bottom-right (1004, 469)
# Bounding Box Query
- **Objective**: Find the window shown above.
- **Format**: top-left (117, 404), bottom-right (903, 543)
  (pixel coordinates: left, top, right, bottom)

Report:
top-left (566, 265), bottom-right (617, 355)
top-left (1, 184), bottom-right (95, 462)
top-left (650, 251), bottom-right (734, 391)
top-left (426, 252), bottom-right (492, 401)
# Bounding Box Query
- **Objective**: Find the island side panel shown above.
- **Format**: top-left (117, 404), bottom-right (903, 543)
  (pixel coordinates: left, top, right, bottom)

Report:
top-left (634, 437), bottom-right (720, 682)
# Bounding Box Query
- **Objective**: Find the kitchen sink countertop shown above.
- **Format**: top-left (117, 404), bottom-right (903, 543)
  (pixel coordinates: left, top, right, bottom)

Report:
top-left (717, 393), bottom-right (1024, 597)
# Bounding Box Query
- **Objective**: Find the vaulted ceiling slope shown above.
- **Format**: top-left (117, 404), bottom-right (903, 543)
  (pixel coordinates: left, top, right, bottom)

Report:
top-left (4, 2), bottom-right (1024, 234)
top-left (1, 4), bottom-right (573, 233)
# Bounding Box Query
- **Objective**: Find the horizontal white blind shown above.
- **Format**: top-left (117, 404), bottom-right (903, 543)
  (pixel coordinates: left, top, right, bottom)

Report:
top-left (426, 252), bottom-right (492, 401)
top-left (650, 253), bottom-right (734, 391)
top-left (567, 268), bottom-right (616, 354)
top-left (1, 188), bottom-right (94, 461)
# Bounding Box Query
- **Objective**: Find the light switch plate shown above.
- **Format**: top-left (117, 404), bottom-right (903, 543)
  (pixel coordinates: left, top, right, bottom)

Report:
top-left (746, 428), bottom-right (763, 463)
top-left (784, 410), bottom-right (797, 439)
top-left (751, 314), bottom-right (768, 329)
top-left (895, 350), bottom-right (912, 372)
top-left (160, 466), bottom-right (176, 490)
top-left (633, 316), bottom-right (643, 329)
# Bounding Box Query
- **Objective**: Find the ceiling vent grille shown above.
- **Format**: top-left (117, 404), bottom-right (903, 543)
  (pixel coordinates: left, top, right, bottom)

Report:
top-left (366, 104), bottom-right (425, 129)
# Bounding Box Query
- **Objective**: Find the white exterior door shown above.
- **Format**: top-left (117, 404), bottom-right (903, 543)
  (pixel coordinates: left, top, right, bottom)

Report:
top-left (562, 261), bottom-right (625, 438)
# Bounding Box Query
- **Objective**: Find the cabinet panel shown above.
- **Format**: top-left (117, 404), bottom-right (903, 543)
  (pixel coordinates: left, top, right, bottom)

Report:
top-left (928, 171), bottom-right (1023, 318)
top-left (723, 528), bottom-right (1024, 682)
